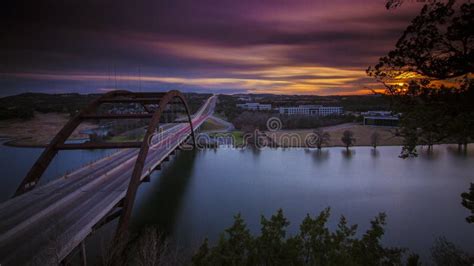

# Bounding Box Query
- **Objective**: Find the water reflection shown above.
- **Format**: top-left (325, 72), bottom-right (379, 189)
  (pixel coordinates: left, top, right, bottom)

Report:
top-left (341, 149), bottom-right (355, 160)
top-left (248, 145), bottom-right (262, 159)
top-left (312, 149), bottom-right (330, 163)
top-left (131, 150), bottom-right (197, 235)
top-left (371, 149), bottom-right (380, 158)
top-left (1, 144), bottom-right (473, 261)
top-left (446, 144), bottom-right (473, 158)
top-left (418, 147), bottom-right (441, 160)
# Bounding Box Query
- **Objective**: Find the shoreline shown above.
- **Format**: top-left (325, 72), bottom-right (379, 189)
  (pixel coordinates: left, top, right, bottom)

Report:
top-left (0, 112), bottom-right (96, 148)
top-left (1, 137), bottom-right (89, 148)
top-left (2, 137), bottom-right (470, 151)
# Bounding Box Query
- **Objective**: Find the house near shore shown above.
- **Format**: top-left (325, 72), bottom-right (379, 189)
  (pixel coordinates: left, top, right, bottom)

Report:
top-left (362, 111), bottom-right (400, 127)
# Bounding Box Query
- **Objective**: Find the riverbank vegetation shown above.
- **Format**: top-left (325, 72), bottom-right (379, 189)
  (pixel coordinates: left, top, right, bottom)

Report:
top-left (341, 130), bottom-right (356, 151)
top-left (99, 209), bottom-right (473, 266)
top-left (193, 208), bottom-right (408, 265)
top-left (232, 111), bottom-right (356, 131)
top-left (0, 93), bottom-right (209, 146)
top-left (0, 112), bottom-right (96, 146)
top-left (266, 125), bottom-right (403, 148)
top-left (462, 183), bottom-right (474, 223)
top-left (200, 119), bottom-right (227, 132)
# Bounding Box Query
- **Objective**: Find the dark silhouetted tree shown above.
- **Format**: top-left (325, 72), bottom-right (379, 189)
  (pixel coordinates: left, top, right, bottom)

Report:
top-left (368, 0), bottom-right (474, 157)
top-left (192, 208), bottom-right (407, 265)
top-left (371, 131), bottom-right (380, 149)
top-left (308, 129), bottom-right (331, 150)
top-left (461, 183), bottom-right (474, 223)
top-left (431, 237), bottom-right (474, 265)
top-left (341, 130), bottom-right (356, 151)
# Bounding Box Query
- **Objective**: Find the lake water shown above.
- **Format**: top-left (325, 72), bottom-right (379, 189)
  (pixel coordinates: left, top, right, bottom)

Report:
top-left (1, 142), bottom-right (473, 261)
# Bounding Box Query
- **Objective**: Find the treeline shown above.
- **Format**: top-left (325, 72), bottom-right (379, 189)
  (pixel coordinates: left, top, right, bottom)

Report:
top-left (0, 93), bottom-right (99, 120)
top-left (97, 209), bottom-right (474, 266)
top-left (367, 0), bottom-right (474, 157)
top-left (215, 95), bottom-right (241, 121)
top-left (232, 111), bottom-right (356, 131)
top-left (185, 93), bottom-right (212, 114)
top-left (215, 94), bottom-right (391, 124)
top-left (0, 92), bottom-right (211, 120)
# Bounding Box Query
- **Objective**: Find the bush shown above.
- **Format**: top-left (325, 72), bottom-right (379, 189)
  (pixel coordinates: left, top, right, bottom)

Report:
top-left (192, 208), bottom-right (405, 266)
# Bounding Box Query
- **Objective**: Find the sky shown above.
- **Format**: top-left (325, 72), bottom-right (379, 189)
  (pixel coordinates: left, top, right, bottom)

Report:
top-left (0, 0), bottom-right (423, 96)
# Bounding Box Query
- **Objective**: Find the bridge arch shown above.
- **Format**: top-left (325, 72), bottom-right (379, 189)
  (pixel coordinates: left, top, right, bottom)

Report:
top-left (14, 90), bottom-right (196, 199)
top-left (116, 90), bottom-right (197, 234)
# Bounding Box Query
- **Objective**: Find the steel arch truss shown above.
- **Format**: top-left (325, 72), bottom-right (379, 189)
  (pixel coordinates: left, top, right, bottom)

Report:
top-left (14, 90), bottom-right (196, 198)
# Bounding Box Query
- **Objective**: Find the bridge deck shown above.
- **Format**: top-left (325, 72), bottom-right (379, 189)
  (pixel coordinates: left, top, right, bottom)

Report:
top-left (0, 96), bottom-right (215, 265)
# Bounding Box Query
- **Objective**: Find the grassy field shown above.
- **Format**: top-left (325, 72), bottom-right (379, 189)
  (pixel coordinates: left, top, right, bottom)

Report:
top-left (209, 131), bottom-right (245, 146)
top-left (267, 124), bottom-right (404, 147)
top-left (199, 118), bottom-right (229, 132)
top-left (0, 112), bottom-right (96, 147)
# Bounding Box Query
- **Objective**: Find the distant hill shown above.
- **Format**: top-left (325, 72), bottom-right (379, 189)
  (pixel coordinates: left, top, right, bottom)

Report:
top-left (0, 92), bottom-right (211, 120)
top-left (0, 93), bottom-right (99, 120)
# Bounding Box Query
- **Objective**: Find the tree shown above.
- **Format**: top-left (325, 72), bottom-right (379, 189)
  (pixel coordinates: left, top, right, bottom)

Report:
top-left (368, 0), bottom-right (474, 157)
top-left (370, 131), bottom-right (380, 149)
top-left (341, 130), bottom-right (356, 151)
top-left (461, 183), bottom-right (474, 223)
top-left (368, 1), bottom-right (473, 84)
top-left (308, 129), bottom-right (331, 150)
top-left (192, 208), bottom-right (407, 265)
top-left (431, 237), bottom-right (474, 265)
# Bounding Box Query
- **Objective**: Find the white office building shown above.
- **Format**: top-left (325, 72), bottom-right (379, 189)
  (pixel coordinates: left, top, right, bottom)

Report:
top-left (318, 106), bottom-right (344, 116)
top-left (279, 105), bottom-right (343, 116)
top-left (236, 102), bottom-right (272, 111)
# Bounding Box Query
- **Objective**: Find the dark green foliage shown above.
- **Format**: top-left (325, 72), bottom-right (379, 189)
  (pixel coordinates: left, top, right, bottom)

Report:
top-left (192, 208), bottom-right (405, 266)
top-left (0, 106), bottom-right (35, 120)
top-left (307, 129), bottom-right (331, 150)
top-left (368, 1), bottom-right (474, 156)
top-left (185, 93), bottom-right (212, 114)
top-left (341, 130), bottom-right (356, 151)
top-left (369, 1), bottom-right (473, 82)
top-left (215, 95), bottom-right (241, 121)
top-left (0, 92), bottom-right (209, 120)
top-left (371, 132), bottom-right (380, 149)
top-left (461, 183), bottom-right (474, 223)
top-left (0, 93), bottom-right (98, 120)
top-left (406, 253), bottom-right (421, 266)
top-left (430, 237), bottom-right (474, 266)
top-left (233, 112), bottom-right (354, 131)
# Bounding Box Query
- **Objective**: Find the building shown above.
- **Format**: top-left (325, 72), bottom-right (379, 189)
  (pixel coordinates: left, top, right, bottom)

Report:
top-left (278, 105), bottom-right (343, 116)
top-left (278, 105), bottom-right (321, 115)
top-left (318, 106), bottom-right (344, 116)
top-left (236, 102), bottom-right (272, 111)
top-left (363, 116), bottom-right (399, 127)
top-left (237, 96), bottom-right (252, 102)
top-left (362, 111), bottom-right (399, 127)
top-left (361, 111), bottom-right (392, 117)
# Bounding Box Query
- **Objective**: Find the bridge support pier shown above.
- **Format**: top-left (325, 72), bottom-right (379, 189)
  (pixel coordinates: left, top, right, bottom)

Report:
top-left (80, 241), bottom-right (87, 266)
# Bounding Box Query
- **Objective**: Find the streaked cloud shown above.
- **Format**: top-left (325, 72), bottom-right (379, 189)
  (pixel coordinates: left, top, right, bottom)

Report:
top-left (0, 0), bottom-right (422, 95)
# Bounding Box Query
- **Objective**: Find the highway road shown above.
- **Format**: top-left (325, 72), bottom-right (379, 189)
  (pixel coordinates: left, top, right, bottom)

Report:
top-left (0, 95), bottom-right (216, 265)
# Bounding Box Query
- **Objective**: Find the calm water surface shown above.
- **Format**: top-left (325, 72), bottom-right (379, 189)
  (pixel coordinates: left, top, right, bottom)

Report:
top-left (1, 142), bottom-right (473, 261)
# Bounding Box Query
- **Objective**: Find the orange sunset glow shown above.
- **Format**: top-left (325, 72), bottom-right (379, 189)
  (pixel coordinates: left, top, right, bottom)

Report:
top-left (0, 0), bottom-right (423, 96)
